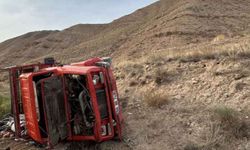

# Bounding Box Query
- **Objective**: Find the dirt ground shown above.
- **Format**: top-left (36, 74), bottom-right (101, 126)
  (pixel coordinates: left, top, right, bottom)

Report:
top-left (1, 55), bottom-right (250, 150)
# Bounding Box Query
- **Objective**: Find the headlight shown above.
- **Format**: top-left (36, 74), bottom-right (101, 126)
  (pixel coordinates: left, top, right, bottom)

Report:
top-left (92, 75), bottom-right (100, 85)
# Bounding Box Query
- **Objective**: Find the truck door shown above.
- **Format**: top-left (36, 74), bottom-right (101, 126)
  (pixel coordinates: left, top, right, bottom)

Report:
top-left (41, 76), bottom-right (68, 146)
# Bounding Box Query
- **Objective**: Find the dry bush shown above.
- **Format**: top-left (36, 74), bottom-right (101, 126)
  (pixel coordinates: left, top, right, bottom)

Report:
top-left (143, 89), bottom-right (169, 108)
top-left (145, 53), bottom-right (167, 65)
top-left (234, 82), bottom-right (248, 91)
top-left (0, 95), bottom-right (10, 119)
top-left (227, 44), bottom-right (250, 59)
top-left (153, 68), bottom-right (179, 85)
top-left (184, 143), bottom-right (200, 150)
top-left (213, 106), bottom-right (237, 124)
top-left (177, 48), bottom-right (218, 63)
top-left (196, 42), bottom-right (250, 60)
top-left (201, 123), bottom-right (225, 150)
top-left (154, 69), bottom-right (169, 85)
top-left (212, 34), bottom-right (226, 42)
top-left (237, 50), bottom-right (250, 58)
top-left (118, 61), bottom-right (144, 78)
top-left (149, 39), bottom-right (250, 63)
top-left (185, 123), bottom-right (226, 150)
top-left (129, 80), bottom-right (138, 87)
top-left (212, 68), bottom-right (250, 81)
top-left (212, 106), bottom-right (249, 139)
top-left (124, 39), bottom-right (250, 69)
top-left (185, 124), bottom-right (226, 150)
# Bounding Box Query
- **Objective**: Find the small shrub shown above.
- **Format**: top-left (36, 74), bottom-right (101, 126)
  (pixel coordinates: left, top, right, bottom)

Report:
top-left (237, 50), bottom-right (250, 58)
top-left (184, 143), bottom-right (200, 150)
top-left (143, 89), bottom-right (169, 108)
top-left (212, 34), bottom-right (226, 42)
top-left (129, 80), bottom-right (138, 87)
top-left (147, 54), bottom-right (166, 65)
top-left (154, 69), bottom-right (169, 84)
top-left (122, 63), bottom-right (144, 78)
top-left (202, 123), bottom-right (225, 149)
top-left (212, 106), bottom-right (249, 138)
top-left (42, 44), bottom-right (49, 49)
top-left (213, 106), bottom-right (237, 124)
top-left (154, 69), bottom-right (168, 84)
top-left (179, 55), bottom-right (201, 63)
top-left (0, 95), bottom-right (10, 119)
top-left (235, 82), bottom-right (247, 91)
top-left (154, 69), bottom-right (178, 85)
top-left (230, 44), bottom-right (250, 59)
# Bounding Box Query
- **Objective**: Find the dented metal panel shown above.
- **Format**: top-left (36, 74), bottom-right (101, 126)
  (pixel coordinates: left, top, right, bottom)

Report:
top-left (20, 76), bottom-right (43, 143)
top-left (8, 57), bottom-right (123, 148)
top-left (42, 76), bottom-right (68, 146)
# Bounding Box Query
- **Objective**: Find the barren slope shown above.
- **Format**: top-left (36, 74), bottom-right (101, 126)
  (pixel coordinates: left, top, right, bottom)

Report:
top-left (1, 0), bottom-right (250, 66)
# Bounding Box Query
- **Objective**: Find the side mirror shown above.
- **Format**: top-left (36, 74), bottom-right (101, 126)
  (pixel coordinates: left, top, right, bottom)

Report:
top-left (96, 62), bottom-right (110, 68)
top-left (101, 57), bottom-right (112, 65)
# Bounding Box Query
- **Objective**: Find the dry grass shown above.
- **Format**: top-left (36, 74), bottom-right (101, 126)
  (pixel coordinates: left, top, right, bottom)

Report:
top-left (212, 106), bottom-right (249, 139)
top-left (0, 95), bottom-right (10, 119)
top-left (152, 67), bottom-right (180, 85)
top-left (142, 89), bottom-right (169, 108)
top-left (185, 122), bottom-right (226, 150)
top-left (116, 61), bottom-right (144, 79)
top-left (213, 106), bottom-right (238, 124)
top-left (182, 40), bottom-right (250, 60)
top-left (184, 143), bottom-right (200, 150)
top-left (145, 53), bottom-right (166, 65)
top-left (185, 107), bottom-right (249, 150)
top-left (154, 69), bottom-right (170, 85)
top-left (201, 123), bottom-right (225, 150)
top-left (154, 69), bottom-right (174, 85)
top-left (142, 38), bottom-right (250, 64)
top-left (185, 107), bottom-right (250, 150)
top-left (129, 80), bottom-right (138, 87)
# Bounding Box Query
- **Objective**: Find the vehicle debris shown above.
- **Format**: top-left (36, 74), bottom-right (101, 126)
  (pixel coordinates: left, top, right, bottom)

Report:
top-left (3, 57), bottom-right (123, 148)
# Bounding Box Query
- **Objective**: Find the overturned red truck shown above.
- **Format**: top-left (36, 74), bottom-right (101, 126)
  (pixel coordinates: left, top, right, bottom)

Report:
top-left (7, 57), bottom-right (123, 147)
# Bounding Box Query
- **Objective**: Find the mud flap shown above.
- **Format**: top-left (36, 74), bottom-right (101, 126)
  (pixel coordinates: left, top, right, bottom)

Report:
top-left (42, 76), bottom-right (68, 146)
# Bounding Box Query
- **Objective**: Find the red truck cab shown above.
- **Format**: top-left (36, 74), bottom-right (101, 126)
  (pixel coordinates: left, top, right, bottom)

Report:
top-left (14, 57), bottom-right (122, 147)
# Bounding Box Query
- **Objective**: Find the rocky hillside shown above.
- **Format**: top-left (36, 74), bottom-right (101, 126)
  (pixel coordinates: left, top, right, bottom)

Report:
top-left (1, 0), bottom-right (250, 67)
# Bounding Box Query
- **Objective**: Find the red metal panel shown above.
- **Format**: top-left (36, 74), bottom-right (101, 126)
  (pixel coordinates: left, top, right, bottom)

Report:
top-left (104, 67), bottom-right (123, 140)
top-left (86, 74), bottom-right (102, 141)
top-left (20, 76), bottom-right (43, 143)
top-left (7, 63), bottom-right (54, 139)
top-left (14, 59), bottom-right (122, 144)
top-left (92, 71), bottom-right (115, 141)
top-left (63, 72), bottom-right (101, 141)
top-left (69, 135), bottom-right (95, 141)
top-left (71, 57), bottom-right (102, 66)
